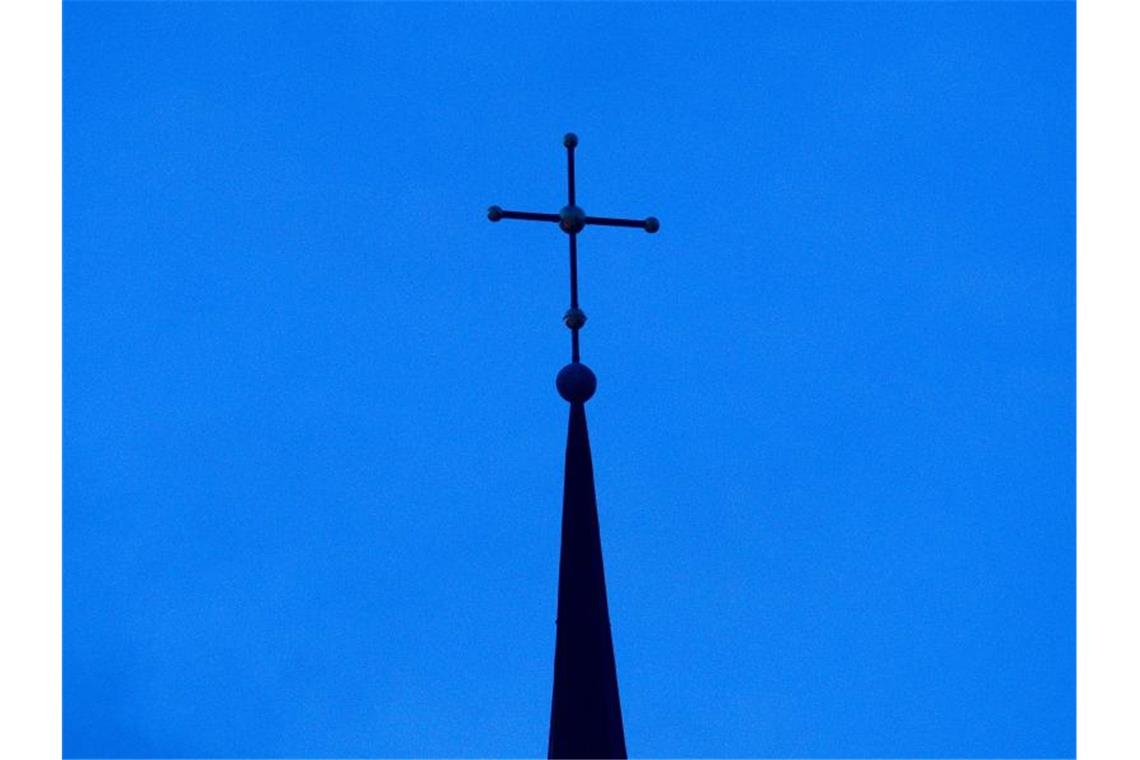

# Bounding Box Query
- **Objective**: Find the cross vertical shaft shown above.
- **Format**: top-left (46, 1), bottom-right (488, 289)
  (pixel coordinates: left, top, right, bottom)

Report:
top-left (566, 138), bottom-right (580, 362)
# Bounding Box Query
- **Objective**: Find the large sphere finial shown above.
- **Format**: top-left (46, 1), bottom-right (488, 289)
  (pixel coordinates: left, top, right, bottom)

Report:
top-left (556, 362), bottom-right (597, 403)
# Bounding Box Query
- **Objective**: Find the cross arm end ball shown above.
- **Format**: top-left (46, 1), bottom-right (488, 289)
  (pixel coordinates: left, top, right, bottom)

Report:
top-left (487, 205), bottom-right (503, 222)
top-left (644, 216), bottom-right (660, 233)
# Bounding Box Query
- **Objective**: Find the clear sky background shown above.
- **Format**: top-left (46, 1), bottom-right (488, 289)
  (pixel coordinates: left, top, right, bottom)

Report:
top-left (64, 2), bottom-right (1074, 757)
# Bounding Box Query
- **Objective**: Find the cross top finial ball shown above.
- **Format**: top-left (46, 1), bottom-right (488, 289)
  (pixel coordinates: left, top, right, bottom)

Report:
top-left (563, 132), bottom-right (579, 148)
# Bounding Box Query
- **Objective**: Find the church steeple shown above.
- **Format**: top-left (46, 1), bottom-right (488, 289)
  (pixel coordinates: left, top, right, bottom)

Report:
top-left (489, 134), bottom-right (659, 759)
top-left (548, 374), bottom-right (625, 758)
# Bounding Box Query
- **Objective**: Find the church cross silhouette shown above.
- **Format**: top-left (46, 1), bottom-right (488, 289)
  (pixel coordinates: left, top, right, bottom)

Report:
top-left (488, 133), bottom-right (659, 760)
top-left (488, 132), bottom-right (659, 364)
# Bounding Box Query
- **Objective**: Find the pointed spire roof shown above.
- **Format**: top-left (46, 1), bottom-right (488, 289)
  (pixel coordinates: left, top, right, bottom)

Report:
top-left (548, 398), bottom-right (627, 759)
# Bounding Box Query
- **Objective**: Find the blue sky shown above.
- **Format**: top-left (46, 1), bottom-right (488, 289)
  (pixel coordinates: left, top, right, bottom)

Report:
top-left (64, 2), bottom-right (1074, 757)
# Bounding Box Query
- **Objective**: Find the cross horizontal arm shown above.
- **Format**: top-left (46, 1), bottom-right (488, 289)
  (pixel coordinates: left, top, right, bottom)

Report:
top-left (585, 215), bottom-right (660, 233)
top-left (487, 206), bottom-right (559, 224)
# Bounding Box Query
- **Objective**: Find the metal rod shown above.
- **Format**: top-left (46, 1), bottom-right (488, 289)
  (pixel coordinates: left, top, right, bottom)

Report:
top-left (495, 209), bottom-right (561, 223)
top-left (569, 231), bottom-right (581, 362)
top-left (567, 146), bottom-right (576, 207)
top-left (569, 232), bottom-right (579, 311)
top-left (584, 215), bottom-right (648, 229)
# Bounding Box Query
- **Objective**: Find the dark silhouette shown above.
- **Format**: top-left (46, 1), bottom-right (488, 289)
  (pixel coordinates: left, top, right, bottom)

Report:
top-left (488, 134), bottom-right (659, 759)
top-left (488, 132), bottom-right (658, 364)
top-left (548, 398), bottom-right (625, 758)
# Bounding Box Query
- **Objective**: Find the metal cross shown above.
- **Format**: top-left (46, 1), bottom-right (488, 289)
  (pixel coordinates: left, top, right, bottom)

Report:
top-left (488, 133), bottom-right (659, 364)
